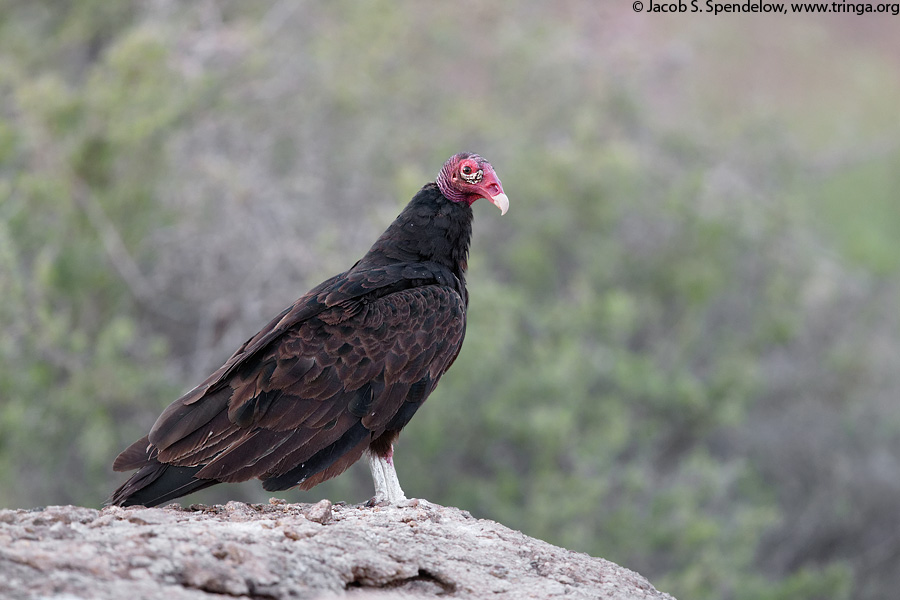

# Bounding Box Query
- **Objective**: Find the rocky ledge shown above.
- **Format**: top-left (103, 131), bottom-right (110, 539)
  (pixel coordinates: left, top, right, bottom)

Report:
top-left (0, 499), bottom-right (674, 599)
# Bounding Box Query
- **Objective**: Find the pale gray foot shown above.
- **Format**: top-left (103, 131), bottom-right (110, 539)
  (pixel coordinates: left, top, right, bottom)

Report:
top-left (367, 447), bottom-right (407, 505)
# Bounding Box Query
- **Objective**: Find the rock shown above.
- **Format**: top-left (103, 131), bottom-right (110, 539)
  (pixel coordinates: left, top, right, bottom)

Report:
top-left (0, 501), bottom-right (675, 600)
top-left (305, 498), bottom-right (333, 524)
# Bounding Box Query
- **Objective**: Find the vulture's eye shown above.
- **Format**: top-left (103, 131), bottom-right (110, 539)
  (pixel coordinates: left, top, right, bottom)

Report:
top-left (459, 162), bottom-right (483, 184)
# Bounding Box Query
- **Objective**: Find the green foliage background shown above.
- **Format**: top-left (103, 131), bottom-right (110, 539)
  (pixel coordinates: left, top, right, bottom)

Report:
top-left (2, 3), bottom-right (899, 600)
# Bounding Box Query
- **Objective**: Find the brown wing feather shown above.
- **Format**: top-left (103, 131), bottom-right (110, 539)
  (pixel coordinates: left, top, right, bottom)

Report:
top-left (139, 284), bottom-right (465, 490)
top-left (112, 435), bottom-right (152, 472)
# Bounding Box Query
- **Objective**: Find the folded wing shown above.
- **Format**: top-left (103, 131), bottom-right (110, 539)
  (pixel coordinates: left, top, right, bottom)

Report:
top-left (113, 282), bottom-right (465, 498)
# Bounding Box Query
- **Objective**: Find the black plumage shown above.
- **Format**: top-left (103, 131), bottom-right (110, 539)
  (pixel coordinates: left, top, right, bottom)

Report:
top-left (109, 152), bottom-right (508, 507)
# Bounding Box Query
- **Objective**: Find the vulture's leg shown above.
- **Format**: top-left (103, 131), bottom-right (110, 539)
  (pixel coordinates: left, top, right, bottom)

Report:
top-left (367, 446), bottom-right (407, 504)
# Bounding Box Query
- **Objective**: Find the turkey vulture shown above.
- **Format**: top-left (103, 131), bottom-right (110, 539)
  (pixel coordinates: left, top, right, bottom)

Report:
top-left (108, 152), bottom-right (508, 507)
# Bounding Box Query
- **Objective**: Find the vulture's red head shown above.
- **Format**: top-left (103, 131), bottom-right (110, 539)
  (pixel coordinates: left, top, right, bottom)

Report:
top-left (436, 152), bottom-right (509, 215)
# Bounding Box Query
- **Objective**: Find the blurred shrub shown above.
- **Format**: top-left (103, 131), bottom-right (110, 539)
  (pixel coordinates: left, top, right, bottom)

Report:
top-left (0, 4), bottom-right (192, 506)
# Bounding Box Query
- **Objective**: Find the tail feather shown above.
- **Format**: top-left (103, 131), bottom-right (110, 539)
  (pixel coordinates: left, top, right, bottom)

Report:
top-left (108, 459), bottom-right (218, 507)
